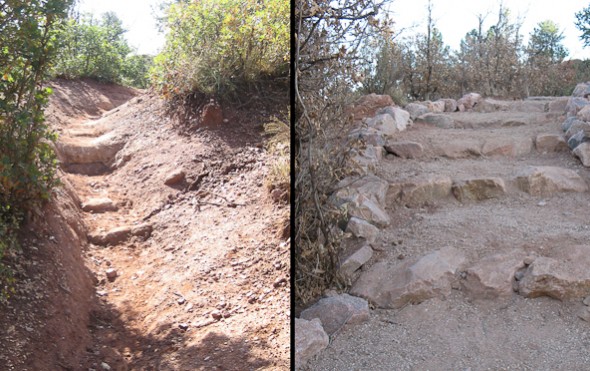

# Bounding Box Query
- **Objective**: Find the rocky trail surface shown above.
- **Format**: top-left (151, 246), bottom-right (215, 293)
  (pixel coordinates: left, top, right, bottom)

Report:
top-left (296, 91), bottom-right (590, 370)
top-left (0, 79), bottom-right (289, 370)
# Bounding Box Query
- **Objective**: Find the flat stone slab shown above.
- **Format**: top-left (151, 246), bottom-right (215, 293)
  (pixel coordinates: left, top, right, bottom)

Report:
top-left (482, 137), bottom-right (532, 157)
top-left (417, 113), bottom-right (454, 129)
top-left (384, 141), bottom-right (424, 159)
top-left (516, 166), bottom-right (588, 196)
top-left (295, 318), bottom-right (329, 369)
top-left (452, 177), bottom-right (506, 202)
top-left (300, 294), bottom-right (370, 336)
top-left (517, 245), bottom-right (590, 300)
top-left (350, 247), bottom-right (466, 309)
top-left (535, 134), bottom-right (568, 153)
top-left (88, 223), bottom-right (153, 246)
top-left (462, 250), bottom-right (527, 299)
top-left (398, 175), bottom-right (453, 207)
top-left (436, 139), bottom-right (481, 159)
top-left (81, 197), bottom-right (118, 213)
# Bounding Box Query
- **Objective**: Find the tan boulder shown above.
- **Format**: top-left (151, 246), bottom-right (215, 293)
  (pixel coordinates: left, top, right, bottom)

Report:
top-left (574, 142), bottom-right (590, 167)
top-left (399, 175), bottom-right (453, 207)
top-left (384, 141), bottom-right (424, 159)
top-left (535, 134), bottom-right (568, 153)
top-left (462, 250), bottom-right (527, 299)
top-left (482, 137), bottom-right (533, 157)
top-left (516, 166), bottom-right (588, 196)
top-left (81, 198), bottom-right (118, 213)
top-left (452, 177), bottom-right (506, 202)
top-left (300, 294), bottom-right (370, 336)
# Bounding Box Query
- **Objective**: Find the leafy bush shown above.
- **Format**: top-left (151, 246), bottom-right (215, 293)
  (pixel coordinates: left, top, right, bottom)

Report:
top-left (0, 0), bottom-right (73, 295)
top-left (151, 0), bottom-right (289, 102)
top-left (52, 11), bottom-right (153, 88)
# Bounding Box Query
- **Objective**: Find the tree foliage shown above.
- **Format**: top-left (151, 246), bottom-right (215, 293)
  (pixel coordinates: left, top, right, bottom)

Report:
top-left (576, 4), bottom-right (590, 48)
top-left (0, 0), bottom-right (73, 297)
top-left (52, 12), bottom-right (152, 88)
top-left (151, 0), bottom-right (289, 102)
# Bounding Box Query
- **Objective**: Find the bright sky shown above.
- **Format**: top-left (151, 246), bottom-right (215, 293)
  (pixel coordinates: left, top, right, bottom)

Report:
top-left (391, 0), bottom-right (590, 60)
top-left (77, 0), bottom-right (166, 55)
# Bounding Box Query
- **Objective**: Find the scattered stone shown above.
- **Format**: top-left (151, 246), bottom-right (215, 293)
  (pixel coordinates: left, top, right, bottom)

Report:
top-left (300, 294), bottom-right (370, 336)
top-left (211, 310), bottom-right (223, 320)
top-left (574, 142), bottom-right (590, 166)
top-left (518, 245), bottom-right (590, 300)
top-left (462, 250), bottom-right (526, 299)
top-left (537, 200), bottom-right (547, 207)
top-left (346, 217), bottom-right (380, 243)
top-left (201, 100), bottom-right (223, 126)
top-left (399, 175), bottom-right (453, 207)
top-left (81, 198), bottom-right (118, 213)
top-left (295, 318), bottom-right (329, 369)
top-left (105, 268), bottom-right (118, 281)
top-left (178, 323), bottom-right (189, 331)
top-left (164, 169), bottom-right (186, 186)
top-left (516, 166), bottom-right (588, 196)
top-left (578, 307), bottom-right (590, 322)
top-left (347, 194), bottom-right (390, 228)
top-left (273, 276), bottom-right (287, 288)
top-left (452, 177), bottom-right (506, 202)
top-left (404, 103), bottom-right (430, 120)
top-left (384, 141), bottom-right (424, 159)
top-left (339, 244), bottom-right (373, 279)
top-left (584, 296), bottom-right (590, 306)
top-left (535, 134), bottom-right (568, 153)
top-left (100, 362), bottom-right (112, 371)
top-left (350, 247), bottom-right (466, 309)
top-left (348, 93), bottom-right (394, 122)
top-left (417, 113), bottom-right (454, 129)
top-left (177, 297), bottom-right (186, 305)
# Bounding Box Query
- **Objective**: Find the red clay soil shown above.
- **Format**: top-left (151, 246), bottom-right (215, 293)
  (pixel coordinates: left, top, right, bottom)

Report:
top-left (0, 78), bottom-right (290, 370)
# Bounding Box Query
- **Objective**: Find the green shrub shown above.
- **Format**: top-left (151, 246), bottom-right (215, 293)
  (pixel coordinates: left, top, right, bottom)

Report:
top-left (151, 0), bottom-right (289, 102)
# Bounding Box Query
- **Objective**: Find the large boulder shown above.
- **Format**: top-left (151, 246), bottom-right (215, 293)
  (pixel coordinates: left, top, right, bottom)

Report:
top-left (573, 142), bottom-right (590, 167)
top-left (295, 318), bottom-right (329, 369)
top-left (439, 98), bottom-right (458, 112)
top-left (348, 94), bottom-right (394, 121)
top-left (572, 82), bottom-right (590, 98)
top-left (517, 245), bottom-right (590, 300)
top-left (565, 97), bottom-right (589, 117)
top-left (462, 250), bottom-right (527, 299)
top-left (417, 113), bottom-right (455, 129)
top-left (516, 166), bottom-right (588, 196)
top-left (365, 114), bottom-right (398, 137)
top-left (457, 92), bottom-right (483, 111)
top-left (564, 120), bottom-right (590, 140)
top-left (376, 106), bottom-right (411, 132)
top-left (404, 103), bottom-right (430, 120)
top-left (350, 247), bottom-right (466, 309)
top-left (348, 127), bottom-right (386, 146)
top-left (57, 131), bottom-right (126, 170)
top-left (452, 177), bottom-right (506, 202)
top-left (300, 294), bottom-right (370, 336)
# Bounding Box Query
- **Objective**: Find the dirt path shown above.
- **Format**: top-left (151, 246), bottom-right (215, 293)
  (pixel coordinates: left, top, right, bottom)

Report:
top-left (304, 98), bottom-right (590, 370)
top-left (0, 79), bottom-right (289, 370)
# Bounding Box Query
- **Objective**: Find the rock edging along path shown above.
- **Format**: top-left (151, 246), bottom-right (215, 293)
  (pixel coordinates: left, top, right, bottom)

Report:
top-left (296, 89), bottom-right (590, 370)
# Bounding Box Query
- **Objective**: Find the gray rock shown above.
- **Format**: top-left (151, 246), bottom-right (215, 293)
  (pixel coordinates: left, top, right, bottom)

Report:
top-left (578, 105), bottom-right (590, 122)
top-left (535, 134), bottom-right (568, 153)
top-left (452, 177), bottom-right (506, 202)
top-left (516, 166), bottom-right (588, 196)
top-left (348, 127), bottom-right (386, 146)
top-left (564, 120), bottom-right (590, 140)
top-left (350, 247), bottom-right (466, 309)
top-left (300, 294), bottom-right (370, 336)
top-left (346, 217), bottom-right (380, 243)
top-left (384, 141), bottom-right (424, 159)
top-left (568, 130), bottom-right (590, 150)
top-left (566, 97), bottom-right (589, 117)
top-left (572, 82), bottom-right (590, 98)
top-left (339, 244), bottom-right (374, 279)
top-left (439, 98), bottom-right (458, 112)
top-left (333, 175), bottom-right (389, 206)
top-left (578, 306), bottom-right (590, 322)
top-left (81, 198), bottom-right (118, 213)
top-left (457, 92), bottom-right (483, 111)
top-left (462, 250), bottom-right (526, 299)
top-left (574, 142), bottom-right (590, 167)
top-left (347, 194), bottom-right (390, 228)
top-left (518, 245), bottom-right (590, 300)
top-left (417, 113), bottom-right (455, 129)
top-left (366, 114), bottom-right (399, 137)
top-left (399, 175), bottom-right (453, 207)
top-left (404, 103), bottom-right (430, 120)
top-left (295, 318), bottom-right (329, 369)
top-left (562, 116), bottom-right (581, 133)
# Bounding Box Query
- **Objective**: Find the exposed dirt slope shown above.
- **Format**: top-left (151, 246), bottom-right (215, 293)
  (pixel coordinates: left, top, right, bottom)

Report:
top-left (306, 98), bottom-right (590, 370)
top-left (0, 78), bottom-right (290, 370)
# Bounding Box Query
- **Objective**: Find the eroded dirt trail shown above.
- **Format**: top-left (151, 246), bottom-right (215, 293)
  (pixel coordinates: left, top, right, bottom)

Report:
top-left (304, 97), bottom-right (590, 370)
top-left (50, 80), bottom-right (290, 370)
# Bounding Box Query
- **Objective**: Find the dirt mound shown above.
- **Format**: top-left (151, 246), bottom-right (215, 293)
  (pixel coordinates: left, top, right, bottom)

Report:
top-left (0, 79), bottom-right (289, 370)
